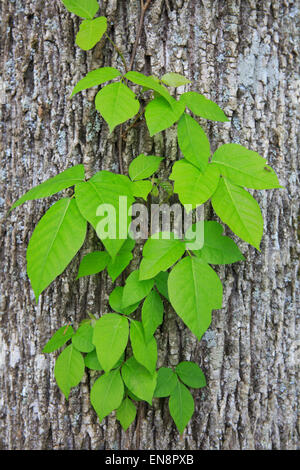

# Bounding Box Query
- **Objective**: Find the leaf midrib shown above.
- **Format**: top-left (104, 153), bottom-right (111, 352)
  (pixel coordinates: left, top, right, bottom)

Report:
top-left (222, 178), bottom-right (254, 245)
top-left (36, 199), bottom-right (71, 296)
top-left (212, 158), bottom-right (275, 186)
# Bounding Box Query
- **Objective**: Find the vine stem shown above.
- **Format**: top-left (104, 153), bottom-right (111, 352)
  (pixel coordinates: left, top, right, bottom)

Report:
top-left (129, 0), bottom-right (152, 72)
top-left (118, 0), bottom-right (152, 175)
top-left (121, 106), bottom-right (145, 140)
top-left (105, 32), bottom-right (128, 73)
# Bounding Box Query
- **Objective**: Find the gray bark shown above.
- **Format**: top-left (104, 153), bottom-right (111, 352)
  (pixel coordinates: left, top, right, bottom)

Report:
top-left (0, 0), bottom-right (299, 450)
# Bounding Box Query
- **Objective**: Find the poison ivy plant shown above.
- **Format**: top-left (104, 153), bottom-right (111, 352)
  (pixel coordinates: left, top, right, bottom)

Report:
top-left (10, 0), bottom-right (282, 436)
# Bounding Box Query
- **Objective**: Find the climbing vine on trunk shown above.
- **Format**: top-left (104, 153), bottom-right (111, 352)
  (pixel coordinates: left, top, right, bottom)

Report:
top-left (10, 0), bottom-right (282, 434)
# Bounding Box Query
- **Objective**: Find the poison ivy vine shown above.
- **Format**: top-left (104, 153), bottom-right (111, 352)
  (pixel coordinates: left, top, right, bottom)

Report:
top-left (10, 0), bottom-right (282, 434)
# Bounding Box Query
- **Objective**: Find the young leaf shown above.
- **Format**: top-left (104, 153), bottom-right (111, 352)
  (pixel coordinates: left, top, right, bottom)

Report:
top-left (90, 369), bottom-right (124, 422)
top-left (75, 17), bottom-right (107, 50)
top-left (125, 71), bottom-right (173, 105)
top-left (116, 397), bottom-right (137, 431)
top-left (177, 114), bottom-right (210, 172)
top-left (154, 367), bottom-right (178, 397)
top-left (121, 356), bottom-right (157, 405)
top-left (139, 234), bottom-right (185, 281)
top-left (10, 165), bottom-right (85, 210)
top-left (132, 180), bottom-right (153, 200)
top-left (169, 380), bottom-right (194, 434)
top-left (145, 96), bottom-right (185, 136)
top-left (168, 256), bottom-right (223, 340)
top-left (193, 221), bottom-right (244, 264)
top-left (142, 290), bottom-right (164, 342)
top-left (170, 160), bottom-right (220, 211)
top-left (27, 198), bottom-right (87, 301)
top-left (75, 171), bottom-right (134, 260)
top-left (129, 154), bottom-right (163, 181)
top-left (95, 82), bottom-right (140, 133)
top-left (211, 143), bottom-right (281, 189)
top-left (61, 0), bottom-right (99, 19)
top-left (109, 286), bottom-right (140, 315)
top-left (211, 177), bottom-right (263, 250)
top-left (180, 91), bottom-right (229, 122)
top-left (72, 322), bottom-right (94, 353)
top-left (161, 72), bottom-right (191, 87)
top-left (54, 344), bottom-right (85, 399)
top-left (130, 320), bottom-right (157, 374)
top-left (175, 361), bottom-right (206, 388)
top-left (84, 349), bottom-right (103, 371)
top-left (122, 270), bottom-right (154, 309)
top-left (71, 67), bottom-right (121, 97)
top-left (42, 324), bottom-right (74, 353)
top-left (93, 313), bottom-right (129, 372)
top-left (76, 251), bottom-right (110, 279)
top-left (154, 271), bottom-right (169, 301)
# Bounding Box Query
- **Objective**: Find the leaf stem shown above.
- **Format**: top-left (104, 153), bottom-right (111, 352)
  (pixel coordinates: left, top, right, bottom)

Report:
top-left (105, 32), bottom-right (128, 73)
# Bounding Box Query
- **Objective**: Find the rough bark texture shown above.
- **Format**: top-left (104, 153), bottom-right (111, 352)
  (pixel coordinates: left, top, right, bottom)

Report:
top-left (0, 0), bottom-right (299, 450)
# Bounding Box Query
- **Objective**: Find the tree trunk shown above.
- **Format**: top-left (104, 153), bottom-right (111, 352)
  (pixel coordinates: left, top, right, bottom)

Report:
top-left (0, 0), bottom-right (299, 450)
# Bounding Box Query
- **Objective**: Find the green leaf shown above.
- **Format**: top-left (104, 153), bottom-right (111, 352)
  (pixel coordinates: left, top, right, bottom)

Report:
top-left (142, 290), bottom-right (164, 342)
top-left (211, 177), bottom-right (263, 250)
top-left (125, 71), bottom-right (173, 104)
top-left (168, 256), bottom-right (223, 340)
top-left (10, 165), bottom-right (85, 210)
top-left (151, 184), bottom-right (159, 197)
top-left (116, 397), bottom-right (137, 431)
top-left (95, 82), bottom-right (140, 133)
top-left (76, 251), bottom-right (110, 279)
top-left (129, 154), bottom-right (163, 181)
top-left (154, 271), bottom-right (169, 301)
top-left (177, 113), bottom-right (210, 172)
top-left (121, 356), bottom-right (157, 405)
top-left (75, 171), bottom-right (134, 260)
top-left (72, 322), bottom-right (94, 353)
top-left (175, 361), bottom-right (206, 388)
top-left (180, 91), bottom-right (229, 122)
top-left (27, 198), bottom-right (87, 301)
top-left (84, 349), bottom-right (103, 371)
top-left (211, 143), bottom-right (281, 189)
top-left (61, 0), bottom-right (99, 19)
top-left (130, 321), bottom-right (157, 374)
top-left (169, 380), bottom-right (194, 434)
top-left (145, 96), bottom-right (185, 136)
top-left (54, 344), bottom-right (85, 399)
top-left (170, 160), bottom-right (220, 211)
top-left (193, 221), bottom-right (244, 264)
top-left (42, 324), bottom-right (74, 353)
top-left (90, 369), bottom-right (124, 422)
top-left (161, 72), bottom-right (191, 87)
top-left (75, 17), bottom-right (107, 50)
top-left (132, 180), bottom-right (153, 200)
top-left (71, 67), bottom-right (121, 98)
top-left (122, 270), bottom-right (154, 309)
top-left (127, 390), bottom-right (143, 402)
top-left (107, 238), bottom-right (135, 281)
top-left (139, 233), bottom-right (185, 281)
top-left (93, 313), bottom-right (129, 372)
top-left (154, 367), bottom-right (178, 398)
top-left (109, 286), bottom-right (140, 315)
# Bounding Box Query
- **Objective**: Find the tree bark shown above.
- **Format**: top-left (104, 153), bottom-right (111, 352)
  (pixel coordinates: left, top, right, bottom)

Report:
top-left (0, 0), bottom-right (299, 450)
